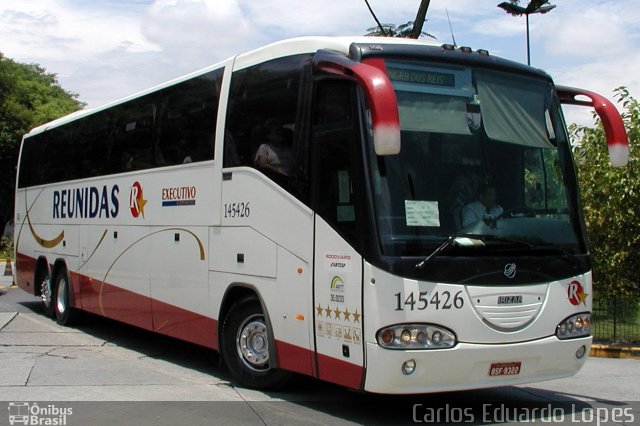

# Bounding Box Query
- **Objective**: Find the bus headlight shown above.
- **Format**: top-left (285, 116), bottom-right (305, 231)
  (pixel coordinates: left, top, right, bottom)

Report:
top-left (376, 324), bottom-right (456, 349)
top-left (556, 313), bottom-right (591, 340)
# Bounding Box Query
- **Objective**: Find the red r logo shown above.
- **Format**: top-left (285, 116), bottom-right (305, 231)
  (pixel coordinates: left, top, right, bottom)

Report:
top-left (129, 181), bottom-right (147, 218)
top-left (568, 280), bottom-right (588, 306)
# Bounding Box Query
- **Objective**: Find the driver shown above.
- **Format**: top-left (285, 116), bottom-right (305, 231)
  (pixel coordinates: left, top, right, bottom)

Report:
top-left (462, 184), bottom-right (503, 227)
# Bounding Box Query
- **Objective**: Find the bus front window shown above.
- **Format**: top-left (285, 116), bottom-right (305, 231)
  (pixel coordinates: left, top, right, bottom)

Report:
top-left (368, 60), bottom-right (584, 259)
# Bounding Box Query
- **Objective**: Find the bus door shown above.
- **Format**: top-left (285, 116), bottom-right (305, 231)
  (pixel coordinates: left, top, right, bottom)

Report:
top-left (311, 79), bottom-right (366, 389)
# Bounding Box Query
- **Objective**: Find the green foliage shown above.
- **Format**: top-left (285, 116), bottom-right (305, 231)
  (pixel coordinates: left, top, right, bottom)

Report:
top-left (0, 235), bottom-right (13, 259)
top-left (0, 53), bottom-right (84, 234)
top-left (365, 21), bottom-right (436, 39)
top-left (571, 87), bottom-right (640, 297)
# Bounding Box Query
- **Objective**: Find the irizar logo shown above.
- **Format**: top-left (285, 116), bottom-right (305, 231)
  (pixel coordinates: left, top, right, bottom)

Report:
top-left (129, 181), bottom-right (147, 219)
top-left (497, 295), bottom-right (523, 305)
top-left (503, 263), bottom-right (517, 279)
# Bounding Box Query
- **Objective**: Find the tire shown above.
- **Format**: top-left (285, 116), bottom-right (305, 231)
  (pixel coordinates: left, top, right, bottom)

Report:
top-left (221, 296), bottom-right (291, 389)
top-left (53, 269), bottom-right (80, 326)
top-left (38, 267), bottom-right (54, 318)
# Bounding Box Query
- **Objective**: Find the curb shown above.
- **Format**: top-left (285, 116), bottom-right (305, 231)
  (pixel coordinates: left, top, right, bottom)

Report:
top-left (590, 344), bottom-right (640, 360)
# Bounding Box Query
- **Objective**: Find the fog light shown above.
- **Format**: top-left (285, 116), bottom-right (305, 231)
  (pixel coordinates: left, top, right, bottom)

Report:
top-left (402, 359), bottom-right (416, 375)
top-left (576, 345), bottom-right (587, 359)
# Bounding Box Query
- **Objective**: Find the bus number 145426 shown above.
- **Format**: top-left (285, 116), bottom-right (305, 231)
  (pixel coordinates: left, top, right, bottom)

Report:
top-left (394, 290), bottom-right (464, 311)
top-left (224, 202), bottom-right (250, 218)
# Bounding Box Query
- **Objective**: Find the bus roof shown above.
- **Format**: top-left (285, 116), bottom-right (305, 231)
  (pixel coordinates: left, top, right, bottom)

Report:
top-left (23, 36), bottom-right (450, 137)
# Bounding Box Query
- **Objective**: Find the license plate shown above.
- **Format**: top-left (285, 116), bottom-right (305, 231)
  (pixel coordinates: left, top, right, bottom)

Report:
top-left (489, 361), bottom-right (521, 376)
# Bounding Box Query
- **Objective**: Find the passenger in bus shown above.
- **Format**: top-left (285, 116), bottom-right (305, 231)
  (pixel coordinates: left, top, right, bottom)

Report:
top-left (448, 172), bottom-right (483, 229)
top-left (461, 184), bottom-right (503, 227)
top-left (254, 118), bottom-right (292, 176)
top-left (177, 139), bottom-right (194, 164)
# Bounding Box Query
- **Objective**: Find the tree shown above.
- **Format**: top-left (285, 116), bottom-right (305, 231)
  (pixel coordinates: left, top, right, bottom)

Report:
top-left (364, 0), bottom-right (435, 39)
top-left (0, 53), bottom-right (84, 240)
top-left (571, 87), bottom-right (640, 297)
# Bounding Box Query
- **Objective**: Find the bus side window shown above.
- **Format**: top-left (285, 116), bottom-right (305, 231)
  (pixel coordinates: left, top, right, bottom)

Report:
top-left (156, 68), bottom-right (222, 165)
top-left (311, 80), bottom-right (359, 247)
top-left (225, 55), bottom-right (311, 188)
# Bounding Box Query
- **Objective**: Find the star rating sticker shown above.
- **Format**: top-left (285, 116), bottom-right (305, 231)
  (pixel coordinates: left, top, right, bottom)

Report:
top-left (343, 307), bottom-right (351, 322)
top-left (316, 303), bottom-right (323, 317)
top-left (333, 306), bottom-right (341, 320)
top-left (352, 309), bottom-right (361, 323)
top-left (324, 305), bottom-right (332, 318)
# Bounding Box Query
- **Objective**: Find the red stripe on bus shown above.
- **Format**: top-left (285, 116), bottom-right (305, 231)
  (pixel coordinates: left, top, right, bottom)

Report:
top-left (15, 253), bottom-right (37, 294)
top-left (73, 273), bottom-right (218, 349)
top-left (16, 252), bottom-right (363, 387)
top-left (317, 352), bottom-right (363, 390)
top-left (275, 339), bottom-right (316, 377)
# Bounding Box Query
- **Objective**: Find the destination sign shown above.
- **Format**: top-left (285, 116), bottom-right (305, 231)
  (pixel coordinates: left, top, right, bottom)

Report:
top-left (387, 68), bottom-right (455, 87)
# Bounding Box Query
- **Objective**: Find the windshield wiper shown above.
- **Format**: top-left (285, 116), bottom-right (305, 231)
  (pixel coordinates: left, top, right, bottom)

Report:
top-left (415, 232), bottom-right (582, 270)
top-left (415, 234), bottom-right (539, 270)
top-left (416, 233), bottom-right (484, 269)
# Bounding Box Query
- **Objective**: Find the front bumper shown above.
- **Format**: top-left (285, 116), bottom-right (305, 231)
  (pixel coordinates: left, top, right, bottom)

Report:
top-left (364, 335), bottom-right (591, 394)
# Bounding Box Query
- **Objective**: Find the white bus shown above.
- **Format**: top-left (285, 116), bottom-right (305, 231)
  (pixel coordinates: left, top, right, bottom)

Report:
top-left (14, 37), bottom-right (628, 393)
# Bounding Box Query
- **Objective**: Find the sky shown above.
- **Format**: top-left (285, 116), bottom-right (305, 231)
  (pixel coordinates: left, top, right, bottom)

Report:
top-left (1, 0), bottom-right (638, 127)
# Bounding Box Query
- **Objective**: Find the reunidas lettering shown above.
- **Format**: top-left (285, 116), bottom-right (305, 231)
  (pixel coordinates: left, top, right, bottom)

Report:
top-left (53, 185), bottom-right (120, 219)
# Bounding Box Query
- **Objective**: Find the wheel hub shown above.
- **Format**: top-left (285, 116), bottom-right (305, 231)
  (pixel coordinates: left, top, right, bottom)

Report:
top-left (237, 316), bottom-right (270, 371)
top-left (41, 277), bottom-right (51, 305)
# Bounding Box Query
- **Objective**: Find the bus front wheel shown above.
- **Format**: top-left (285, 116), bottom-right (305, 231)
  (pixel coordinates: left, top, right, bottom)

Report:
top-left (221, 296), bottom-right (290, 389)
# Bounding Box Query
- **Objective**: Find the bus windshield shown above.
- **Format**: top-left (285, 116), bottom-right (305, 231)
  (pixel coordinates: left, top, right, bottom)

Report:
top-left (368, 60), bottom-right (582, 257)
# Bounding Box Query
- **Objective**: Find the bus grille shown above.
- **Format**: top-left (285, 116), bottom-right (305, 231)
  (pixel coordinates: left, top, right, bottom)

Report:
top-left (467, 284), bottom-right (548, 331)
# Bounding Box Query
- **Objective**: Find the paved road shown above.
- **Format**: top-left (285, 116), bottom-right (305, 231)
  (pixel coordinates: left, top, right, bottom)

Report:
top-left (0, 285), bottom-right (638, 425)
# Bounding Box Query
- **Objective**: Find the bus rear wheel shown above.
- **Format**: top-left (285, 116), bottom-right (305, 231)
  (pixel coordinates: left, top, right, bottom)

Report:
top-left (221, 296), bottom-right (291, 389)
top-left (53, 269), bottom-right (80, 326)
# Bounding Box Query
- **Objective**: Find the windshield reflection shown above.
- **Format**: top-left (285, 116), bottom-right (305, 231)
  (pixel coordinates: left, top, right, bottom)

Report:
top-left (369, 61), bottom-right (583, 258)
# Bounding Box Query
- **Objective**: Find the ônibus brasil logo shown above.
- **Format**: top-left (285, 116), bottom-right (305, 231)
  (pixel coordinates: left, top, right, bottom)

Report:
top-left (129, 181), bottom-right (147, 219)
top-left (7, 402), bottom-right (73, 425)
